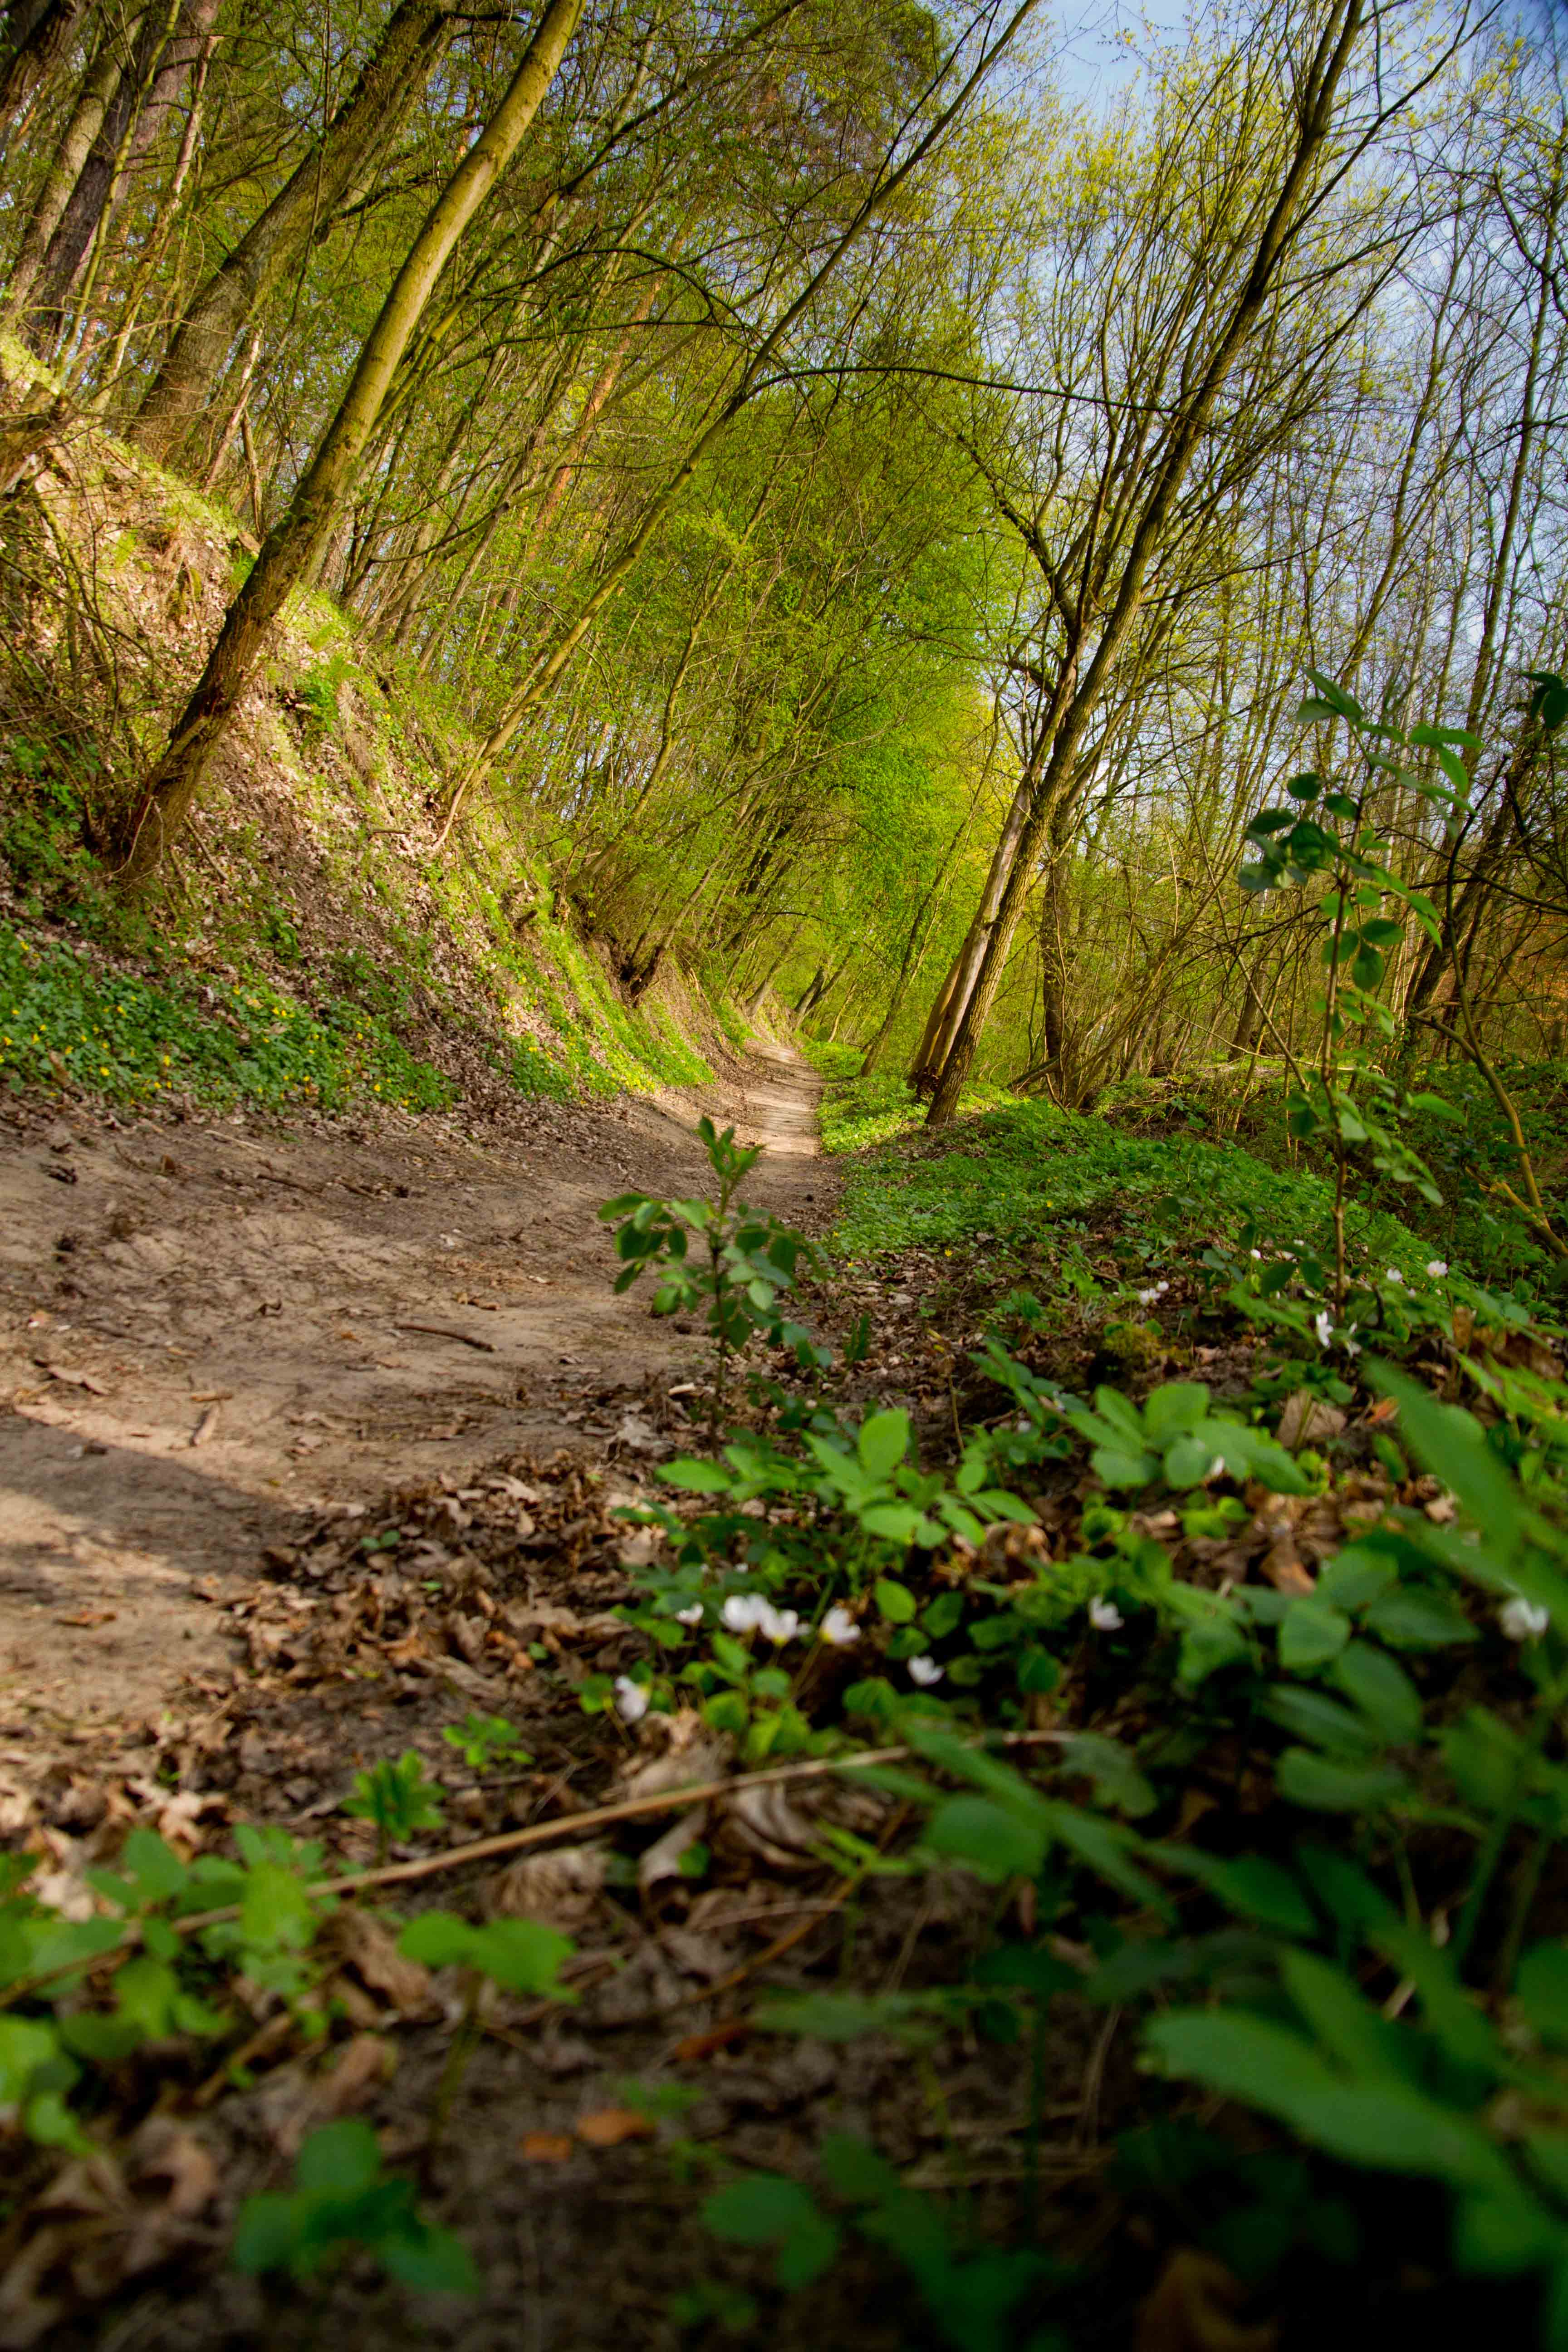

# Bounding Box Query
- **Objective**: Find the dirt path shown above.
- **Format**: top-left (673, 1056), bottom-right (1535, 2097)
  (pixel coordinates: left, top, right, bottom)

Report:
top-left (0, 1042), bottom-right (827, 1737)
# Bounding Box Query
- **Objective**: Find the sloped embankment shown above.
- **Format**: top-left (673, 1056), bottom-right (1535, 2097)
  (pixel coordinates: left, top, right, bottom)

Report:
top-left (0, 335), bottom-right (742, 1119)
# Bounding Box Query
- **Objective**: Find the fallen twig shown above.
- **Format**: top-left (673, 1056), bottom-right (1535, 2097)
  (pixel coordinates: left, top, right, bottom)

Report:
top-left (5, 1733), bottom-right (1070, 2002)
top-left (394, 1322), bottom-right (498, 1352)
top-left (292, 1728), bottom-right (1069, 1906)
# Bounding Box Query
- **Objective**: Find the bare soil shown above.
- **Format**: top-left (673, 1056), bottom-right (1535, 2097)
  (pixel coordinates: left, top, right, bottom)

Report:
top-left (0, 1048), bottom-right (1095, 2352)
top-left (0, 1045), bottom-right (830, 1740)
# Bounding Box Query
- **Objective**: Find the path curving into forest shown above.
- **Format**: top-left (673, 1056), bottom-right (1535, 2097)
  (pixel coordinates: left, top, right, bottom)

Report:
top-left (0, 1044), bottom-right (830, 1739)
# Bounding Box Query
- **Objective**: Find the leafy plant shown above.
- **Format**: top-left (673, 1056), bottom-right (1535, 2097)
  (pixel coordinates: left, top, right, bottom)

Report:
top-left (441, 1712), bottom-right (531, 1773)
top-left (703, 2136), bottom-right (1060, 2352)
top-left (342, 1751), bottom-right (446, 1863)
top-left (1236, 672), bottom-right (1560, 1294)
top-left (598, 1115), bottom-right (827, 1435)
top-left (1061, 1379), bottom-right (1311, 1493)
top-left (234, 2118), bottom-right (476, 2294)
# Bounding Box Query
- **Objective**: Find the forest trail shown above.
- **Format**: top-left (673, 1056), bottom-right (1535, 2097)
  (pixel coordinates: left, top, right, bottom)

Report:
top-left (0, 1045), bottom-right (828, 1740)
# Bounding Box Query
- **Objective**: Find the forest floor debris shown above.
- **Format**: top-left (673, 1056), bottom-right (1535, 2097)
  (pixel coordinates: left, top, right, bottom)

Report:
top-left (0, 1046), bottom-right (828, 1730)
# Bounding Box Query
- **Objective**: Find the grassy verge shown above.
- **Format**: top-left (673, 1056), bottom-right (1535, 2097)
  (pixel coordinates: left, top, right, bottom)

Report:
top-left (800, 1039), bottom-right (1006, 1156)
top-left (828, 1093), bottom-right (1560, 1351)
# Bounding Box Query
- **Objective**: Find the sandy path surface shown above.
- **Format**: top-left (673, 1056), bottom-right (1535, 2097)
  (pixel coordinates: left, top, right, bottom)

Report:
top-left (0, 1042), bottom-right (827, 1735)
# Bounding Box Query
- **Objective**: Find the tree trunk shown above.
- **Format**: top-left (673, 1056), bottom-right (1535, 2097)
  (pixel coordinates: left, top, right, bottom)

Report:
top-left (911, 755), bottom-right (1037, 1088)
top-left (3, 21), bottom-right (121, 321)
top-left (26, 0), bottom-right (217, 346)
top-left (925, 0), bottom-right (1370, 1126)
top-left (0, 0), bottom-right (89, 133)
top-left (1404, 147), bottom-right (1563, 1027)
top-left (132, 0), bottom-right (455, 462)
top-left (115, 0), bottom-right (584, 887)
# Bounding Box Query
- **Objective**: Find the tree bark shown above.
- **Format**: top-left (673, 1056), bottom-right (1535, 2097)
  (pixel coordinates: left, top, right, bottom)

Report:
top-left (910, 756), bottom-right (1035, 1087)
top-left (3, 19), bottom-right (121, 321)
top-left (132, 0), bottom-right (455, 463)
top-left (26, 0), bottom-right (217, 345)
top-left (1403, 139), bottom-right (1563, 1026)
top-left (0, 0), bottom-right (89, 132)
top-left (115, 0), bottom-right (585, 887)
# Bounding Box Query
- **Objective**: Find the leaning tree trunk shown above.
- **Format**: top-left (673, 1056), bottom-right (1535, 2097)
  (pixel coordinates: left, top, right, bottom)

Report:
top-left (25, 0), bottom-right (217, 348)
top-left (0, 0), bottom-right (90, 137)
top-left (909, 749), bottom-right (1040, 1089)
top-left (132, 0), bottom-right (454, 463)
top-left (2, 21), bottom-right (121, 322)
top-left (926, 0), bottom-right (1371, 1126)
top-left (115, 0), bottom-right (584, 887)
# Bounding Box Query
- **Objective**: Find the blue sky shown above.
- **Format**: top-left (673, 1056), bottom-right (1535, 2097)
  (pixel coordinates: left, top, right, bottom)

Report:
top-left (1049, 0), bottom-right (1191, 106)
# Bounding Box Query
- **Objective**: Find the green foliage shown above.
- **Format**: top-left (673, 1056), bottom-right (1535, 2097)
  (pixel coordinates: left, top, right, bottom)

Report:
top-left (291, 654), bottom-right (352, 743)
top-left (342, 1751), bottom-right (446, 1862)
top-left (0, 922), bottom-right (453, 1112)
top-left (599, 1115), bottom-right (828, 1427)
top-left (441, 1712), bottom-right (531, 1772)
top-left (0, 1824), bottom-right (344, 2154)
top-left (395, 1911), bottom-right (575, 1996)
top-left (818, 1067), bottom-right (926, 1153)
top-left (835, 1090), bottom-right (1463, 1304)
top-left (703, 2136), bottom-right (1057, 2352)
top-left (233, 2119), bottom-right (477, 2294)
top-left (1062, 1380), bottom-right (1310, 1492)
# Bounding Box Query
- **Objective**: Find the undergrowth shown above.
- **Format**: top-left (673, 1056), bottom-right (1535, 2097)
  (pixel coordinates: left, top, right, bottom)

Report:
top-left (11, 1109), bottom-right (1568, 2347)
top-left (831, 1092), bottom-right (1560, 1349)
top-left (1112, 1059), bottom-right (1568, 1300)
top-left (0, 921), bottom-right (455, 1113)
top-left (588, 1116), bottom-right (1568, 2348)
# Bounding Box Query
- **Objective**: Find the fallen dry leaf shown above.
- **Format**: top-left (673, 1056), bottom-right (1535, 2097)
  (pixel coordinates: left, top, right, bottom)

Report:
top-left (56, 1609), bottom-right (117, 1629)
top-left (314, 2033), bottom-right (392, 2118)
top-left (0, 2125), bottom-right (218, 2350)
top-left (1135, 2248), bottom-right (1278, 2352)
top-left (1259, 1538), bottom-right (1314, 1596)
top-left (674, 2019), bottom-right (751, 2063)
top-left (720, 1781), bottom-right (821, 1873)
top-left (638, 1807), bottom-right (709, 1890)
top-left (488, 1842), bottom-right (607, 1929)
top-left (36, 1363), bottom-right (108, 1395)
top-left (327, 1910), bottom-right (432, 2014)
top-left (1274, 1388), bottom-right (1346, 1450)
top-left (519, 2132), bottom-right (575, 2164)
top-left (575, 2108), bottom-right (656, 2148)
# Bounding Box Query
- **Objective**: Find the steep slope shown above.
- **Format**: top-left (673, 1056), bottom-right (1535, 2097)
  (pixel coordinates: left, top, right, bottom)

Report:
top-left (0, 334), bottom-right (752, 1122)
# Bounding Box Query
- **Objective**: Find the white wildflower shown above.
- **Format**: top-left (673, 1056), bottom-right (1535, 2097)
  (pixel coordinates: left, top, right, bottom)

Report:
top-left (721, 1594), bottom-right (767, 1633)
top-left (1499, 1597), bottom-right (1550, 1643)
top-left (820, 1606), bottom-right (862, 1647)
top-left (674, 1603), bottom-right (704, 1627)
top-left (614, 1676), bottom-right (649, 1723)
top-left (1343, 1325), bottom-right (1362, 1357)
top-left (1136, 1281), bottom-right (1170, 1306)
top-left (1426, 1259), bottom-right (1449, 1279)
top-left (1313, 1310), bottom-right (1333, 1349)
top-left (1088, 1596), bottom-right (1124, 1631)
top-left (1385, 1267), bottom-right (1404, 1285)
top-left (1250, 1249), bottom-right (1262, 1260)
top-left (757, 1604), bottom-right (800, 1645)
top-left (907, 1655), bottom-right (944, 1687)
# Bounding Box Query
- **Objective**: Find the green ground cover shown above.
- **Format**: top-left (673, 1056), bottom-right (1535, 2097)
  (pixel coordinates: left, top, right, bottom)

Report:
top-left (0, 923), bottom-right (454, 1114)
